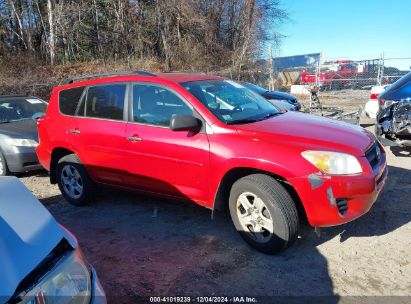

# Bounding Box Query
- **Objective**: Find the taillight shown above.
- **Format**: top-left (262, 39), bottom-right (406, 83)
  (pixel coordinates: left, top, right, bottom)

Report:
top-left (379, 99), bottom-right (385, 106)
top-left (370, 93), bottom-right (379, 100)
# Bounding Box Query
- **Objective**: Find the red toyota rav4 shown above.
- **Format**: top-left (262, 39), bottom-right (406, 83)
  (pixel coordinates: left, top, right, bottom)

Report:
top-left (37, 71), bottom-right (387, 254)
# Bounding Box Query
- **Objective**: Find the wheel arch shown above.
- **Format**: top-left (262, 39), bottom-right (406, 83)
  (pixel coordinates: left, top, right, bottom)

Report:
top-left (213, 167), bottom-right (307, 223)
top-left (50, 147), bottom-right (79, 184)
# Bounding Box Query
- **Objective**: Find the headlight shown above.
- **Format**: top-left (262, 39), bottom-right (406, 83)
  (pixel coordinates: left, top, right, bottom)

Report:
top-left (5, 138), bottom-right (38, 147)
top-left (301, 150), bottom-right (363, 175)
top-left (22, 251), bottom-right (91, 304)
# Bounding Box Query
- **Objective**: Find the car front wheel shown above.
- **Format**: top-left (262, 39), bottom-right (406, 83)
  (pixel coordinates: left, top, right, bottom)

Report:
top-left (229, 174), bottom-right (299, 254)
top-left (56, 154), bottom-right (93, 206)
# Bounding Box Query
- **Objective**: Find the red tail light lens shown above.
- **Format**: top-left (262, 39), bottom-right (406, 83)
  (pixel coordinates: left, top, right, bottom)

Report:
top-left (378, 99), bottom-right (385, 106)
top-left (370, 93), bottom-right (379, 100)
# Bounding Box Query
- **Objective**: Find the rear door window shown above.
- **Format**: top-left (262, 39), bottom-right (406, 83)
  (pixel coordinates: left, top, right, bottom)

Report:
top-left (85, 84), bottom-right (126, 120)
top-left (59, 86), bottom-right (85, 116)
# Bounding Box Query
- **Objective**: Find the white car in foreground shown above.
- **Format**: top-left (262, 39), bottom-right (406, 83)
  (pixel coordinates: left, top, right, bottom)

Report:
top-left (364, 85), bottom-right (389, 119)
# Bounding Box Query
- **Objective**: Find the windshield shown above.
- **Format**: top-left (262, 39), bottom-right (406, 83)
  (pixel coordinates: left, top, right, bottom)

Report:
top-left (0, 98), bottom-right (47, 123)
top-left (181, 80), bottom-right (281, 124)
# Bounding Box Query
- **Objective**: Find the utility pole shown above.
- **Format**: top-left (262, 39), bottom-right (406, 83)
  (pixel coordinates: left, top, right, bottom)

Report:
top-left (381, 52), bottom-right (385, 85)
top-left (377, 53), bottom-right (385, 86)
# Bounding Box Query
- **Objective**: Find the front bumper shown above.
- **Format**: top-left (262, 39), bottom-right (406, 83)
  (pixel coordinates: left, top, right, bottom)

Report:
top-left (90, 266), bottom-right (107, 304)
top-left (3, 145), bottom-right (43, 173)
top-left (289, 153), bottom-right (387, 227)
top-left (376, 123), bottom-right (411, 147)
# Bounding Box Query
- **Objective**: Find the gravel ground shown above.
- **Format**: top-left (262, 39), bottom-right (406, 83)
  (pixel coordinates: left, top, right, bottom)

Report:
top-left (300, 89), bottom-right (371, 112)
top-left (18, 111), bottom-right (411, 303)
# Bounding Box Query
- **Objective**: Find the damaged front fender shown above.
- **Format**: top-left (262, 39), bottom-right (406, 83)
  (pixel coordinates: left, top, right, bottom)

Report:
top-left (377, 100), bottom-right (411, 147)
top-left (289, 165), bottom-right (386, 227)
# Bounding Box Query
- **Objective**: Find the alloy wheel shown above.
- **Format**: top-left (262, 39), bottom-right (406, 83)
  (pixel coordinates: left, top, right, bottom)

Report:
top-left (61, 164), bottom-right (83, 199)
top-left (236, 192), bottom-right (274, 243)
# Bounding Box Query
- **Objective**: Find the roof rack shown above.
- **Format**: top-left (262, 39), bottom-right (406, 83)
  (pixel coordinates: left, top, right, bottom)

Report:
top-left (162, 71), bottom-right (206, 74)
top-left (63, 71), bottom-right (156, 85)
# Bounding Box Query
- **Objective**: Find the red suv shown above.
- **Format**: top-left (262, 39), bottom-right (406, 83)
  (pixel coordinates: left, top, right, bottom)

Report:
top-left (37, 71), bottom-right (387, 254)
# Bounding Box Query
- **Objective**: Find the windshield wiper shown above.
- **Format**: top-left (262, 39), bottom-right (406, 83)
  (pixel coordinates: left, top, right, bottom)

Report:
top-left (261, 112), bottom-right (282, 119)
top-left (12, 118), bottom-right (32, 122)
top-left (254, 112), bottom-right (283, 122)
top-left (227, 118), bottom-right (260, 125)
top-left (227, 112), bottom-right (282, 125)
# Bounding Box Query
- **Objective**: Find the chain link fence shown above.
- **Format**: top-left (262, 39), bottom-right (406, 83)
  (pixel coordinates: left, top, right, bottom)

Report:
top-left (1, 56), bottom-right (409, 105)
top-left (274, 56), bottom-right (411, 91)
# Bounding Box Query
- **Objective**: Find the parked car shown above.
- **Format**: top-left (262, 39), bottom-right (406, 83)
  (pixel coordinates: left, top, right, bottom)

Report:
top-left (0, 176), bottom-right (106, 304)
top-left (37, 72), bottom-right (387, 254)
top-left (376, 72), bottom-right (411, 148)
top-left (0, 95), bottom-right (47, 176)
top-left (241, 82), bottom-right (301, 111)
top-left (364, 85), bottom-right (389, 119)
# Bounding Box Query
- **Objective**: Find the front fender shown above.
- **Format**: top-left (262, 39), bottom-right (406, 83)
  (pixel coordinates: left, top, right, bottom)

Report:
top-left (209, 156), bottom-right (299, 209)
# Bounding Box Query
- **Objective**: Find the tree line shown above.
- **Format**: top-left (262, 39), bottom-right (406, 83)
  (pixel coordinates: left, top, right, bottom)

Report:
top-left (0, 0), bottom-right (285, 72)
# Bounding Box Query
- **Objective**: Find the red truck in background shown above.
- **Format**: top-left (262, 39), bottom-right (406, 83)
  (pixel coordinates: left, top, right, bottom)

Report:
top-left (302, 60), bottom-right (366, 89)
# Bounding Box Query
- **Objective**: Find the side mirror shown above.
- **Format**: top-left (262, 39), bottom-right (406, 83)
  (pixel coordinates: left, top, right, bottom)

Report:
top-left (170, 114), bottom-right (202, 131)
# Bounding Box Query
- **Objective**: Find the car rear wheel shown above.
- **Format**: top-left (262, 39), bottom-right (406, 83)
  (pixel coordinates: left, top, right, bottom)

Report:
top-left (0, 151), bottom-right (8, 176)
top-left (56, 154), bottom-right (93, 206)
top-left (229, 174), bottom-right (299, 254)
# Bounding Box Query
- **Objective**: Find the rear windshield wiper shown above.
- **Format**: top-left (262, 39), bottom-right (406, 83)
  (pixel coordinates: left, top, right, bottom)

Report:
top-left (10, 118), bottom-right (32, 122)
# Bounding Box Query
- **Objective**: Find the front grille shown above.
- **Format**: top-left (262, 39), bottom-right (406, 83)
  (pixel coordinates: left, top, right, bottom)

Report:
top-left (365, 142), bottom-right (381, 169)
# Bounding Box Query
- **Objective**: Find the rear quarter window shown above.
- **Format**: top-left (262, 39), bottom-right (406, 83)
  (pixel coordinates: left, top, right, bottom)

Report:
top-left (59, 87), bottom-right (85, 116)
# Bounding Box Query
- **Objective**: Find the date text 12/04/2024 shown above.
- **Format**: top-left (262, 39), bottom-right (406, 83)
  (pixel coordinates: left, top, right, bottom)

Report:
top-left (149, 296), bottom-right (258, 303)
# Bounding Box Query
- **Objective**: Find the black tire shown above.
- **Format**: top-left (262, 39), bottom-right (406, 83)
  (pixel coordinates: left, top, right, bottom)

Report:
top-left (0, 151), bottom-right (8, 176)
top-left (56, 154), bottom-right (93, 206)
top-left (229, 174), bottom-right (299, 254)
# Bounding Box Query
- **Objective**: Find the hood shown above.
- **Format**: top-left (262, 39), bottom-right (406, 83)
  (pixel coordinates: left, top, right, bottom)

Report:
top-left (235, 112), bottom-right (374, 156)
top-left (378, 72), bottom-right (411, 101)
top-left (0, 177), bottom-right (71, 301)
top-left (0, 119), bottom-right (39, 141)
top-left (262, 91), bottom-right (296, 101)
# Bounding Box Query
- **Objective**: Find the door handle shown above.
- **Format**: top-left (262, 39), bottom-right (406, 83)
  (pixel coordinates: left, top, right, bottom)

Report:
top-left (69, 129), bottom-right (81, 134)
top-left (127, 136), bottom-right (142, 142)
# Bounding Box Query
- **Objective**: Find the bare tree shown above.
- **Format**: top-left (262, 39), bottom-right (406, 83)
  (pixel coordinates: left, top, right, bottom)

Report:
top-left (0, 0), bottom-right (286, 70)
top-left (46, 0), bottom-right (55, 64)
